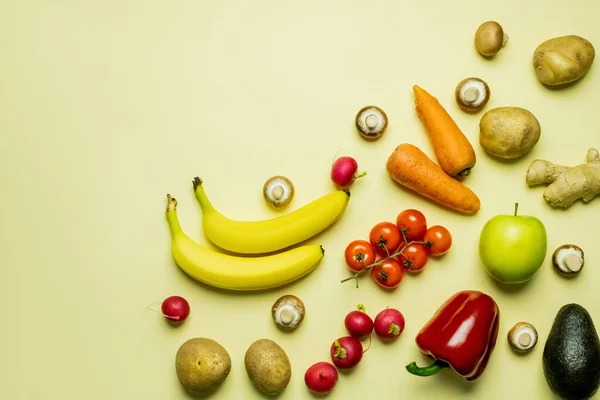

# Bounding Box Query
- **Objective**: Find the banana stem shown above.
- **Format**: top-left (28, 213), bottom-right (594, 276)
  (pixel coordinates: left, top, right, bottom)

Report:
top-left (166, 194), bottom-right (183, 236)
top-left (192, 177), bottom-right (215, 212)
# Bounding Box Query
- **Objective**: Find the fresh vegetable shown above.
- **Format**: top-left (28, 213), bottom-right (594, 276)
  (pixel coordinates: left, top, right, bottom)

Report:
top-left (369, 221), bottom-right (402, 257)
top-left (507, 322), bottom-right (538, 353)
top-left (272, 295), bottom-right (305, 331)
top-left (344, 304), bottom-right (374, 338)
top-left (413, 85), bottom-right (477, 177)
top-left (455, 77), bottom-right (490, 113)
top-left (193, 177), bottom-right (350, 254)
top-left (330, 336), bottom-right (363, 369)
top-left (159, 295), bottom-right (190, 323)
top-left (371, 258), bottom-right (405, 288)
top-left (165, 195), bottom-right (325, 291)
top-left (331, 156), bottom-right (367, 188)
top-left (398, 243), bottom-right (429, 272)
top-left (263, 176), bottom-right (294, 209)
top-left (245, 339), bottom-right (292, 396)
top-left (479, 107), bottom-right (541, 159)
top-left (344, 240), bottom-right (376, 272)
top-left (304, 362), bottom-right (338, 395)
top-left (395, 209), bottom-right (427, 241)
top-left (386, 144), bottom-right (480, 215)
top-left (479, 203), bottom-right (547, 284)
top-left (423, 225), bottom-right (452, 256)
top-left (533, 35), bottom-right (595, 86)
top-left (543, 304), bottom-right (600, 400)
top-left (474, 21), bottom-right (508, 57)
top-left (374, 308), bottom-right (405, 340)
top-left (175, 338), bottom-right (232, 395)
top-left (405, 290), bottom-right (500, 382)
top-left (526, 148), bottom-right (600, 208)
top-left (355, 105), bottom-right (388, 140)
top-left (552, 244), bottom-right (585, 276)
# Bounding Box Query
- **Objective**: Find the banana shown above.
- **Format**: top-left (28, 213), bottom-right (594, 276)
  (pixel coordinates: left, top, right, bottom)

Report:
top-left (192, 177), bottom-right (350, 254)
top-left (165, 195), bottom-right (325, 291)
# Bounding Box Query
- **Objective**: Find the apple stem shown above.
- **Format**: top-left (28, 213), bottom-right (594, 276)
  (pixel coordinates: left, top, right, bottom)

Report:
top-left (514, 202), bottom-right (519, 216)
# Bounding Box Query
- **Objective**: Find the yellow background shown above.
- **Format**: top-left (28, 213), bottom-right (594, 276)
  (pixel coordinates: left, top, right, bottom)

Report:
top-left (1, 1), bottom-right (599, 399)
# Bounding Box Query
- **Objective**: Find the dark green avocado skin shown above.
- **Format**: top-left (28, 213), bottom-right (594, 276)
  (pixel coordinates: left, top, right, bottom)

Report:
top-left (543, 304), bottom-right (600, 400)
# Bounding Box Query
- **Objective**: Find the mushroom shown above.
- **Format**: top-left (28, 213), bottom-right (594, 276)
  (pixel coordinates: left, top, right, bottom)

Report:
top-left (355, 105), bottom-right (388, 140)
top-left (455, 77), bottom-right (490, 113)
top-left (263, 176), bottom-right (294, 209)
top-left (271, 295), bottom-right (305, 331)
top-left (508, 322), bottom-right (538, 353)
top-left (474, 21), bottom-right (508, 57)
top-left (552, 244), bottom-right (585, 276)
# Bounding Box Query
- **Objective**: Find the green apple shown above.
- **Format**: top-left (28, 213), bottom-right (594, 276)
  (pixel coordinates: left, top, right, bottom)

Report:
top-left (479, 203), bottom-right (547, 284)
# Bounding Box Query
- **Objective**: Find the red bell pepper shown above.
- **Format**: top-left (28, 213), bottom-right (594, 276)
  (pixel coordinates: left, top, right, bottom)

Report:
top-left (405, 290), bottom-right (500, 382)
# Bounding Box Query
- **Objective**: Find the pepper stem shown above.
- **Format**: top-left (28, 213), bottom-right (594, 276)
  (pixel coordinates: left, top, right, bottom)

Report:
top-left (405, 360), bottom-right (450, 377)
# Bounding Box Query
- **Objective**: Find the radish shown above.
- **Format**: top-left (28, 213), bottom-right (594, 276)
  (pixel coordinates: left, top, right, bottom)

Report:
top-left (344, 304), bottom-right (374, 338)
top-left (374, 308), bottom-right (405, 340)
top-left (146, 296), bottom-right (190, 323)
top-left (330, 336), bottom-right (363, 369)
top-left (331, 156), bottom-right (367, 188)
top-left (304, 361), bottom-right (338, 395)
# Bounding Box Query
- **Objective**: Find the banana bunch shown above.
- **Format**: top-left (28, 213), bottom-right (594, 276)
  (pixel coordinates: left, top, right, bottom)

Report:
top-left (165, 179), bottom-right (350, 291)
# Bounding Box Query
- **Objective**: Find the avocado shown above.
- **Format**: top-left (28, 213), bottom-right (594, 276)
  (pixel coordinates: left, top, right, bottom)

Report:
top-left (543, 303), bottom-right (600, 400)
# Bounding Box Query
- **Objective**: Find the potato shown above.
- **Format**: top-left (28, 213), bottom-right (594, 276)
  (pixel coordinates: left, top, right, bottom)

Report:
top-left (479, 107), bottom-right (541, 159)
top-left (175, 338), bottom-right (232, 395)
top-left (244, 339), bottom-right (291, 395)
top-left (533, 35), bottom-right (595, 86)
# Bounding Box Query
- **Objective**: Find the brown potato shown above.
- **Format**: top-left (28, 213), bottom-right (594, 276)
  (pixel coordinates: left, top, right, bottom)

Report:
top-left (533, 35), bottom-right (595, 86)
top-left (175, 338), bottom-right (232, 395)
top-left (479, 107), bottom-right (541, 159)
top-left (244, 339), bottom-right (291, 396)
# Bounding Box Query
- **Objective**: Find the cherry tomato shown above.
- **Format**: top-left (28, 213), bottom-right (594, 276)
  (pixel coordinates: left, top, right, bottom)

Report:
top-left (424, 225), bottom-right (452, 256)
top-left (371, 258), bottom-right (404, 289)
top-left (395, 209), bottom-right (427, 242)
top-left (344, 240), bottom-right (376, 272)
top-left (398, 243), bottom-right (429, 272)
top-left (369, 222), bottom-right (402, 257)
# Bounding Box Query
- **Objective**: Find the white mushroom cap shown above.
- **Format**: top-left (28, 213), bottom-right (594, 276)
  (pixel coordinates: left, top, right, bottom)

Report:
top-left (272, 295), bottom-right (305, 330)
top-left (455, 77), bottom-right (490, 113)
top-left (355, 105), bottom-right (388, 140)
top-left (263, 176), bottom-right (294, 209)
top-left (552, 244), bottom-right (585, 276)
top-left (508, 322), bottom-right (538, 353)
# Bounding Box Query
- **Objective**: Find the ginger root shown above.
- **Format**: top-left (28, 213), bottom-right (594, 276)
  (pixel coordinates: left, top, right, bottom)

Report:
top-left (526, 148), bottom-right (600, 208)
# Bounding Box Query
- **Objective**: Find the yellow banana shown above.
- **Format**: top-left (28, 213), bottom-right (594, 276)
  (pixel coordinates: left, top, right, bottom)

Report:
top-left (165, 195), bottom-right (325, 291)
top-left (192, 177), bottom-right (350, 254)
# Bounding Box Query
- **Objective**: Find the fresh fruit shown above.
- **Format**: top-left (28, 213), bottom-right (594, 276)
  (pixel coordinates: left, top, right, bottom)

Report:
top-left (369, 222), bottom-right (402, 257)
top-left (193, 177), bottom-right (350, 254)
top-left (423, 225), bottom-right (452, 256)
top-left (395, 209), bottom-right (427, 241)
top-left (304, 362), bottom-right (338, 395)
top-left (371, 258), bottom-right (405, 289)
top-left (543, 304), bottom-right (600, 400)
top-left (161, 296), bottom-right (190, 322)
top-left (344, 304), bottom-right (374, 338)
top-left (330, 336), bottom-right (363, 369)
top-left (344, 240), bottom-right (376, 272)
top-left (398, 243), bottom-right (429, 272)
top-left (374, 308), bottom-right (405, 340)
top-left (165, 195), bottom-right (325, 291)
top-left (331, 156), bottom-right (367, 188)
top-left (175, 338), bottom-right (232, 395)
top-left (245, 339), bottom-right (292, 396)
top-left (479, 203), bottom-right (547, 284)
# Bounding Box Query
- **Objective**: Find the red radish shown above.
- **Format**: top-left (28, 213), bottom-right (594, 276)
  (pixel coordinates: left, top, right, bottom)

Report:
top-left (304, 361), bottom-right (339, 395)
top-left (374, 308), bottom-right (405, 340)
top-left (344, 304), bottom-right (374, 338)
top-left (330, 336), bottom-right (363, 369)
top-left (160, 296), bottom-right (190, 322)
top-left (331, 156), bottom-right (367, 188)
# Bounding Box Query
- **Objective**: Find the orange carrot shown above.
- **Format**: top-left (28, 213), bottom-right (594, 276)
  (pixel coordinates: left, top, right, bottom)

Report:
top-left (386, 143), bottom-right (480, 215)
top-left (413, 85), bottom-right (477, 177)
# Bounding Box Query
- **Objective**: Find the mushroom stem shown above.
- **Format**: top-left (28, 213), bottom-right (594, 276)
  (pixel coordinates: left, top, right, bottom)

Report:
top-left (272, 185), bottom-right (284, 200)
top-left (463, 88), bottom-right (479, 102)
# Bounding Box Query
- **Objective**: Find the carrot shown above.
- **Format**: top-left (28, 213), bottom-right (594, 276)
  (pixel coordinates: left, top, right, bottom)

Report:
top-left (386, 143), bottom-right (480, 215)
top-left (413, 85), bottom-right (477, 177)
